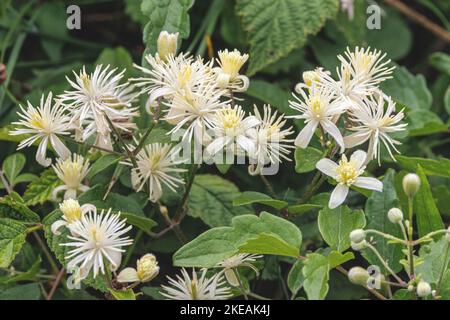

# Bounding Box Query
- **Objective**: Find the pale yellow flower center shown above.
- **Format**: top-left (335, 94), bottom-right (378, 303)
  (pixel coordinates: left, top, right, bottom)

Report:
top-left (177, 65), bottom-right (192, 89)
top-left (29, 111), bottom-right (46, 130)
top-left (80, 73), bottom-right (92, 94)
top-left (310, 96), bottom-right (324, 117)
top-left (190, 279), bottom-right (199, 300)
top-left (354, 53), bottom-right (373, 74)
top-left (303, 71), bottom-right (319, 87)
top-left (219, 51), bottom-right (248, 79)
top-left (336, 156), bottom-right (358, 186)
top-left (136, 254), bottom-right (158, 281)
top-left (148, 152), bottom-right (162, 171)
top-left (59, 160), bottom-right (84, 188)
top-left (220, 108), bottom-right (240, 129)
top-left (60, 199), bottom-right (82, 223)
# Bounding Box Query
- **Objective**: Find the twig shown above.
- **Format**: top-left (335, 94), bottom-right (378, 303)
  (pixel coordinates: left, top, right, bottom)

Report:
top-left (32, 231), bottom-right (59, 275)
top-left (260, 174), bottom-right (277, 199)
top-left (46, 268), bottom-right (65, 300)
top-left (383, 0), bottom-right (450, 43)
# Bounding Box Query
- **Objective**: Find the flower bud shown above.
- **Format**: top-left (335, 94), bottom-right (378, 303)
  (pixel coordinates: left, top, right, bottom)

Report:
top-left (351, 240), bottom-right (366, 251)
top-left (348, 267), bottom-right (369, 286)
top-left (157, 31), bottom-right (178, 61)
top-left (59, 199), bottom-right (82, 223)
top-left (416, 281), bottom-right (431, 297)
top-left (387, 208), bottom-right (403, 224)
top-left (136, 254), bottom-right (159, 282)
top-left (216, 73), bottom-right (231, 89)
top-left (350, 229), bottom-right (366, 243)
top-left (302, 70), bottom-right (319, 87)
top-left (402, 173), bottom-right (420, 198)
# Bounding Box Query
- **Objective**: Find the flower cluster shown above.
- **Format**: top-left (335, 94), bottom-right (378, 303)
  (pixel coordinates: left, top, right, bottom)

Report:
top-left (289, 47), bottom-right (407, 208)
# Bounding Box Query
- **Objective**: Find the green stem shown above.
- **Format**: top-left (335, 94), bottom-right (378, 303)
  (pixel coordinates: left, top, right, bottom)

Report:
top-left (31, 231), bottom-right (59, 275)
top-left (63, 135), bottom-right (123, 156)
top-left (437, 242), bottom-right (450, 294)
top-left (247, 291), bottom-right (271, 300)
top-left (132, 120), bottom-right (157, 156)
top-left (366, 243), bottom-right (406, 286)
top-left (174, 164), bottom-right (200, 221)
top-left (123, 230), bottom-right (143, 267)
top-left (260, 174), bottom-right (277, 199)
top-left (365, 229), bottom-right (406, 244)
top-left (298, 173), bottom-right (326, 204)
top-left (407, 196), bottom-right (415, 278)
top-left (233, 268), bottom-right (248, 300)
top-left (104, 113), bottom-right (137, 168)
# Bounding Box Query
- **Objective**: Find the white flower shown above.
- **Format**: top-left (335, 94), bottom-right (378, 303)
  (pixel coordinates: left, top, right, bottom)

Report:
top-left (126, 143), bottom-right (186, 203)
top-left (344, 94), bottom-right (407, 163)
top-left (316, 150), bottom-right (383, 209)
top-left (10, 93), bottom-right (71, 167)
top-left (132, 54), bottom-right (214, 112)
top-left (247, 105), bottom-right (294, 175)
top-left (214, 49), bottom-right (249, 92)
top-left (61, 209), bottom-right (132, 283)
top-left (117, 253), bottom-right (160, 283)
top-left (52, 154), bottom-right (91, 200)
top-left (51, 199), bottom-right (96, 235)
top-left (298, 68), bottom-right (330, 91)
top-left (164, 83), bottom-right (227, 144)
top-left (217, 253), bottom-right (262, 287)
top-left (161, 268), bottom-right (231, 300)
top-left (289, 84), bottom-right (347, 151)
top-left (206, 105), bottom-right (260, 157)
top-left (318, 47), bottom-right (394, 103)
top-left (60, 65), bottom-right (137, 141)
top-left (157, 31), bottom-right (178, 61)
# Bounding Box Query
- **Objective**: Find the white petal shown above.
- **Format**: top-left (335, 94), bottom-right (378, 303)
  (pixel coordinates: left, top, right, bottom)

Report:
top-left (236, 135), bottom-right (256, 154)
top-left (316, 158), bottom-right (338, 178)
top-left (294, 121), bottom-right (318, 148)
top-left (321, 119), bottom-right (345, 152)
top-left (329, 184), bottom-right (349, 209)
top-left (354, 177), bottom-right (383, 192)
top-left (36, 137), bottom-right (51, 167)
top-left (117, 267), bottom-right (140, 283)
top-left (50, 135), bottom-right (70, 160)
top-left (51, 220), bottom-right (67, 235)
top-left (350, 150), bottom-right (367, 169)
top-left (224, 269), bottom-right (239, 287)
top-left (344, 131), bottom-right (370, 148)
top-left (206, 137), bottom-right (228, 156)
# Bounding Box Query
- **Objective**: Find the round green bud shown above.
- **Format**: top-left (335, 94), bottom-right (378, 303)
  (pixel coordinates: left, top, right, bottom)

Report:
top-left (402, 173), bottom-right (421, 197)
top-left (388, 208), bottom-right (403, 224)
top-left (350, 229), bottom-right (366, 243)
top-left (351, 240), bottom-right (367, 251)
top-left (348, 267), bottom-right (369, 286)
top-left (416, 281), bottom-right (431, 298)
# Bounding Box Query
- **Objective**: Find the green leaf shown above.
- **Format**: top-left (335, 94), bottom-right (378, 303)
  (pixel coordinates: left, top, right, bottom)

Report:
top-left (238, 232), bottom-right (299, 257)
top-left (302, 253), bottom-right (329, 300)
top-left (1, 256), bottom-right (41, 284)
top-left (236, 0), bottom-right (339, 75)
top-left (395, 155), bottom-right (450, 179)
top-left (0, 192), bottom-right (40, 222)
top-left (287, 260), bottom-right (304, 295)
top-left (287, 204), bottom-right (322, 215)
top-left (173, 212), bottom-right (302, 267)
top-left (87, 154), bottom-right (122, 180)
top-left (318, 206), bottom-right (366, 252)
top-left (23, 169), bottom-right (61, 206)
top-left (407, 110), bottom-right (447, 136)
top-left (2, 153), bottom-right (25, 185)
top-left (108, 288), bottom-right (136, 300)
top-left (362, 170), bottom-right (403, 273)
top-left (95, 47), bottom-right (135, 79)
top-left (294, 147), bottom-right (323, 173)
top-left (233, 191), bottom-right (288, 210)
top-left (429, 52), bottom-right (450, 77)
top-left (141, 0), bottom-right (194, 58)
top-left (416, 237), bottom-right (450, 284)
top-left (13, 173), bottom-right (38, 185)
top-left (0, 218), bottom-right (27, 268)
top-left (414, 165), bottom-right (444, 238)
top-left (245, 80), bottom-right (294, 116)
top-left (380, 66), bottom-right (432, 111)
top-left (35, 2), bottom-right (67, 61)
top-left (188, 174), bottom-right (253, 227)
top-left (120, 212), bottom-right (157, 235)
top-left (0, 283), bottom-right (41, 300)
top-left (439, 270), bottom-right (450, 300)
top-left (327, 251), bottom-right (354, 269)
